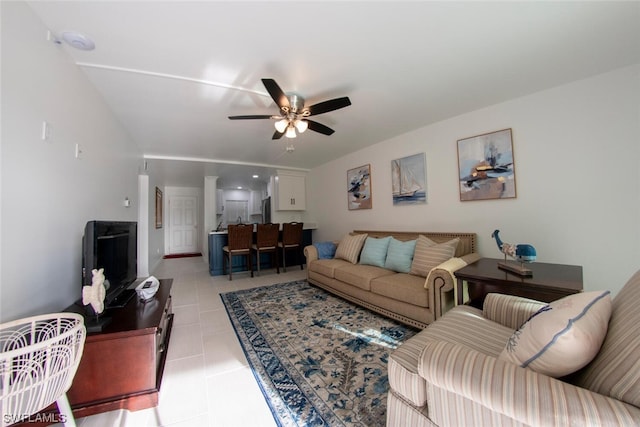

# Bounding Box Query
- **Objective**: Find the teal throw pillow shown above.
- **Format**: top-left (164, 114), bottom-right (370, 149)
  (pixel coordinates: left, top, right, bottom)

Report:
top-left (384, 238), bottom-right (417, 273)
top-left (313, 242), bottom-right (336, 259)
top-left (359, 236), bottom-right (391, 268)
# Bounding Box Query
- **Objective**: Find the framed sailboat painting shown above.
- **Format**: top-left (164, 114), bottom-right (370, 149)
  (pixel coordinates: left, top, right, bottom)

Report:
top-left (391, 153), bottom-right (427, 205)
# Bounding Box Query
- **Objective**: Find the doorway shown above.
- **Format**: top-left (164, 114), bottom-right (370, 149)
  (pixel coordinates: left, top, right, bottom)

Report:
top-left (166, 191), bottom-right (200, 255)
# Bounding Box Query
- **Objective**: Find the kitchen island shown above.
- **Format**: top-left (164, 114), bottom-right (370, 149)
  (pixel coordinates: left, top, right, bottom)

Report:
top-left (208, 223), bottom-right (316, 276)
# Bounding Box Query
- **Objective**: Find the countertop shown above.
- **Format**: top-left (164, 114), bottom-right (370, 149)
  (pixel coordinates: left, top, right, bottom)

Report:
top-left (210, 222), bottom-right (317, 234)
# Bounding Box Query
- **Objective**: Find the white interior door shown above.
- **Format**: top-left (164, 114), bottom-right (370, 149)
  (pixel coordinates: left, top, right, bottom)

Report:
top-left (169, 195), bottom-right (198, 254)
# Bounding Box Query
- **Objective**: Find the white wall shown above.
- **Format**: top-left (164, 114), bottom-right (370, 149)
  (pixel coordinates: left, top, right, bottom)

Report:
top-left (138, 174), bottom-right (150, 277)
top-left (147, 177), bottom-right (166, 272)
top-left (136, 168), bottom-right (167, 277)
top-left (1, 2), bottom-right (142, 321)
top-left (221, 189), bottom-right (249, 226)
top-left (308, 65), bottom-right (640, 296)
top-left (203, 176), bottom-right (218, 264)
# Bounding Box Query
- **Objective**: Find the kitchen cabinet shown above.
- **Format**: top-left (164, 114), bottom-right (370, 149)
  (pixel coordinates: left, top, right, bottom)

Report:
top-left (275, 172), bottom-right (306, 211)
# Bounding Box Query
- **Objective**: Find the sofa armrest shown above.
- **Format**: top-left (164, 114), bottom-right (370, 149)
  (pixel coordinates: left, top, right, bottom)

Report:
top-left (303, 245), bottom-right (318, 268)
top-left (425, 253), bottom-right (481, 319)
top-left (483, 293), bottom-right (547, 330)
top-left (460, 252), bottom-right (481, 266)
top-left (418, 341), bottom-right (640, 425)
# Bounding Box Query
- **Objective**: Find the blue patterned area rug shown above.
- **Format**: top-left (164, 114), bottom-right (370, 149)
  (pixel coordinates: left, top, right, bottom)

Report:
top-left (220, 280), bottom-right (417, 427)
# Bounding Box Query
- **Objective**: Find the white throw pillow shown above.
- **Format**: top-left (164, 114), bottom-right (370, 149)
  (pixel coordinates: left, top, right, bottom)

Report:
top-left (335, 233), bottom-right (368, 264)
top-left (499, 291), bottom-right (612, 377)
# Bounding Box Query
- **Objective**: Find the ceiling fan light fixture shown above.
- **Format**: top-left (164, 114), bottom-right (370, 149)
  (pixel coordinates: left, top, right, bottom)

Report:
top-left (295, 120), bottom-right (308, 134)
top-left (285, 125), bottom-right (297, 139)
top-left (274, 119), bottom-right (288, 133)
top-left (229, 78), bottom-right (351, 139)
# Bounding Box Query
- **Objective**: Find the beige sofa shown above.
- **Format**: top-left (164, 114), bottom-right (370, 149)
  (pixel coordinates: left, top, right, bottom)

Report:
top-left (304, 230), bottom-right (479, 329)
top-left (387, 270), bottom-right (640, 426)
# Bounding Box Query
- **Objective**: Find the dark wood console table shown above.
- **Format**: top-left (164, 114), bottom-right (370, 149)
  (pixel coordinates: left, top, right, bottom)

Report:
top-left (60, 279), bottom-right (174, 420)
top-left (455, 258), bottom-right (582, 308)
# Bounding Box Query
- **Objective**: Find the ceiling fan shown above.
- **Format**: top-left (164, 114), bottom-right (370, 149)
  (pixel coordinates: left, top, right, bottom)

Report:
top-left (228, 78), bottom-right (351, 140)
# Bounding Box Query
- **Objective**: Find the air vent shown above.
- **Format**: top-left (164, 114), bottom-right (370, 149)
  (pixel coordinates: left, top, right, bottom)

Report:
top-left (61, 31), bottom-right (95, 51)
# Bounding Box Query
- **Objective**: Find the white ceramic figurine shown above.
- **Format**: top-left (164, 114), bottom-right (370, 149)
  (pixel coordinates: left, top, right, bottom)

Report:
top-left (82, 268), bottom-right (107, 314)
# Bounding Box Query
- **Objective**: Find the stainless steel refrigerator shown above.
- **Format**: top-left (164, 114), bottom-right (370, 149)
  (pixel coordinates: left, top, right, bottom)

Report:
top-left (261, 197), bottom-right (271, 224)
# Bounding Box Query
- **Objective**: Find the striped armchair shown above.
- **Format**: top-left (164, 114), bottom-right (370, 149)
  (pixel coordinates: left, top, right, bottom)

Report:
top-left (387, 270), bottom-right (640, 426)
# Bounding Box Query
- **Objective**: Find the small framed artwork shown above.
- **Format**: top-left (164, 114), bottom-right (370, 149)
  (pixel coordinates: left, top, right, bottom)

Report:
top-left (155, 187), bottom-right (163, 228)
top-left (347, 164), bottom-right (372, 210)
top-left (457, 128), bottom-right (517, 201)
top-left (392, 153), bottom-right (427, 205)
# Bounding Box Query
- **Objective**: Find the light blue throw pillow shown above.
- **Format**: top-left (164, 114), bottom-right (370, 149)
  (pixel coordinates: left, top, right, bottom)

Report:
top-left (359, 236), bottom-right (391, 268)
top-left (313, 242), bottom-right (337, 259)
top-left (384, 238), bottom-right (417, 273)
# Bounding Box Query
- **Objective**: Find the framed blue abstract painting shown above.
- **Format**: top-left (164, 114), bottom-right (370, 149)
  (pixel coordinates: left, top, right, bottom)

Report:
top-left (347, 164), bottom-right (372, 210)
top-left (457, 128), bottom-right (517, 201)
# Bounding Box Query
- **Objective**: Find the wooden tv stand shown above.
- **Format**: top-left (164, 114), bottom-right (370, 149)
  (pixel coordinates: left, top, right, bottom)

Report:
top-left (62, 279), bottom-right (174, 419)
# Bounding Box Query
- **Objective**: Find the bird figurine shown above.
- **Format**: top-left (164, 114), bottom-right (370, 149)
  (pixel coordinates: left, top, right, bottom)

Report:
top-left (491, 230), bottom-right (537, 263)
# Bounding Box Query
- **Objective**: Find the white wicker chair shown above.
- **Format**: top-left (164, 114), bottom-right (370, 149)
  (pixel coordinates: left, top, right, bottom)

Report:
top-left (0, 313), bottom-right (86, 427)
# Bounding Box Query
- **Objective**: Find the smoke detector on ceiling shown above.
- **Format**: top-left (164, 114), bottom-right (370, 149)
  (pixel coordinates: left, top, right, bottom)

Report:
top-left (60, 31), bottom-right (95, 51)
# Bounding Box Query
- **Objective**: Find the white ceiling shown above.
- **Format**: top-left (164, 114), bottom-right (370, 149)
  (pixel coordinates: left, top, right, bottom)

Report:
top-left (28, 1), bottom-right (640, 189)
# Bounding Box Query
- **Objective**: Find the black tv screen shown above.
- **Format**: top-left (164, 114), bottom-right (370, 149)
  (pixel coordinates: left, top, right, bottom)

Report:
top-left (82, 220), bottom-right (137, 307)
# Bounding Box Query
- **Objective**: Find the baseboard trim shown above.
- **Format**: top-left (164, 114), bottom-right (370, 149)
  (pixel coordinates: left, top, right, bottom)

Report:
top-left (163, 252), bottom-right (202, 259)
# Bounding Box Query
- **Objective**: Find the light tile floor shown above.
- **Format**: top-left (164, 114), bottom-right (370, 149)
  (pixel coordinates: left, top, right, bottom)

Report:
top-left (66, 256), bottom-right (307, 427)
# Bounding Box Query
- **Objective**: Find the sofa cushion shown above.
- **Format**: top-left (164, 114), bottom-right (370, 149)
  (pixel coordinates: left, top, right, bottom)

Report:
top-left (371, 273), bottom-right (429, 308)
top-left (335, 233), bottom-right (368, 264)
top-left (410, 237), bottom-right (459, 277)
top-left (334, 263), bottom-right (395, 291)
top-left (308, 258), bottom-right (352, 279)
top-left (313, 241), bottom-right (337, 259)
top-left (384, 238), bottom-right (417, 273)
top-left (499, 291), bottom-right (612, 378)
top-left (359, 236), bottom-right (391, 268)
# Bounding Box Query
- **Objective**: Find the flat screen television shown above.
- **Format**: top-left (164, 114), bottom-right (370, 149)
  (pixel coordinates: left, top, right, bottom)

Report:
top-left (82, 220), bottom-right (137, 309)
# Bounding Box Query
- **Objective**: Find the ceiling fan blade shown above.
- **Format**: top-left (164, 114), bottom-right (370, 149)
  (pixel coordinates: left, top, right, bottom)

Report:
top-left (228, 115), bottom-right (274, 120)
top-left (262, 78), bottom-right (290, 110)
top-left (272, 130), bottom-right (285, 140)
top-left (306, 119), bottom-right (335, 136)
top-left (307, 97), bottom-right (351, 116)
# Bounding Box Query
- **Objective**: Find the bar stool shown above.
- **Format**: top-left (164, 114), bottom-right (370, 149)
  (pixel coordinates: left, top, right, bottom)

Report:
top-left (251, 223), bottom-right (280, 276)
top-left (223, 224), bottom-right (254, 280)
top-left (278, 222), bottom-right (304, 272)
